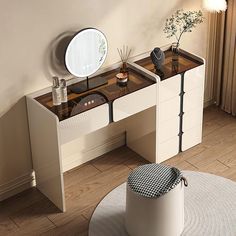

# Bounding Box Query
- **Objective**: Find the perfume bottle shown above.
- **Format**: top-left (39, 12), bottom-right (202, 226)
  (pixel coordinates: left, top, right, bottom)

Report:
top-left (52, 76), bottom-right (61, 106)
top-left (60, 79), bottom-right (68, 103)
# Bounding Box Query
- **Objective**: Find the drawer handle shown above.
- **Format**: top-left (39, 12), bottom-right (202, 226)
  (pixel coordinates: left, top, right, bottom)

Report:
top-left (181, 176), bottom-right (188, 187)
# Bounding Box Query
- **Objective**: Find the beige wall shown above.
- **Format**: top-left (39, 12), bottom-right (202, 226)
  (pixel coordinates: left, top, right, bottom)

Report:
top-left (0, 0), bottom-right (208, 191)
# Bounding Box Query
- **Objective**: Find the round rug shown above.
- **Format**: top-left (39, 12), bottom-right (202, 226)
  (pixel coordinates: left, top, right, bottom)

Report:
top-left (89, 171), bottom-right (236, 236)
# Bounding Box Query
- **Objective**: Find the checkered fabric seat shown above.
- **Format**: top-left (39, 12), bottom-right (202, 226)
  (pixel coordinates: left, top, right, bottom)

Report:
top-left (127, 163), bottom-right (182, 198)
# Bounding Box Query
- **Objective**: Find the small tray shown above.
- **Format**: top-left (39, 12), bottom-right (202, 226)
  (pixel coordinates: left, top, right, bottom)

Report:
top-left (135, 49), bottom-right (204, 81)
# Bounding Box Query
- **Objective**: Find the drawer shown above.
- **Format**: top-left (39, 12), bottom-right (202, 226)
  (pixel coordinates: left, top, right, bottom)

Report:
top-left (59, 104), bottom-right (109, 144)
top-left (184, 65), bottom-right (205, 92)
top-left (160, 75), bottom-right (181, 102)
top-left (113, 84), bottom-right (156, 122)
top-left (159, 96), bottom-right (180, 122)
top-left (183, 107), bottom-right (203, 132)
top-left (182, 125), bottom-right (202, 151)
top-left (183, 87), bottom-right (204, 112)
top-left (158, 136), bottom-right (179, 163)
top-left (158, 116), bottom-right (179, 143)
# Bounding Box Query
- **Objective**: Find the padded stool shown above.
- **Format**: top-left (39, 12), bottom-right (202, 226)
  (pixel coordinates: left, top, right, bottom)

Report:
top-left (125, 164), bottom-right (188, 236)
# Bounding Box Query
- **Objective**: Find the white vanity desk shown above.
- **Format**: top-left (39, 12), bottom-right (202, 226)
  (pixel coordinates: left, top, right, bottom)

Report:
top-left (27, 48), bottom-right (205, 212)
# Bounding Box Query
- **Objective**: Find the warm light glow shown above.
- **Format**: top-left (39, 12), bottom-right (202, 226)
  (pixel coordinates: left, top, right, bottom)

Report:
top-left (203, 0), bottom-right (227, 12)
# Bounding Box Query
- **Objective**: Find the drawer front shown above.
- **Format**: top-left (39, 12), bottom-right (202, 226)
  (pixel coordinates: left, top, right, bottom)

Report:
top-left (158, 136), bottom-right (179, 163)
top-left (159, 96), bottom-right (180, 122)
top-left (182, 125), bottom-right (202, 151)
top-left (160, 75), bottom-right (181, 102)
top-left (59, 104), bottom-right (109, 144)
top-left (113, 84), bottom-right (156, 122)
top-left (158, 116), bottom-right (179, 143)
top-left (183, 107), bottom-right (203, 132)
top-left (184, 87), bottom-right (204, 112)
top-left (184, 65), bottom-right (205, 92)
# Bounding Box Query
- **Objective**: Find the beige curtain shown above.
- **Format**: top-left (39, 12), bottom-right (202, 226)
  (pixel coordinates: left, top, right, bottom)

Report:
top-left (208, 0), bottom-right (236, 115)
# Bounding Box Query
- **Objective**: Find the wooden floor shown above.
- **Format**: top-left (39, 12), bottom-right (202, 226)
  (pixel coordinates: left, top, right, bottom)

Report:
top-left (0, 105), bottom-right (236, 236)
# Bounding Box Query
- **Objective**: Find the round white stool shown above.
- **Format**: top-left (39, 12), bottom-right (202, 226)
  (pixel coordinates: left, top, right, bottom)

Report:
top-left (125, 164), bottom-right (188, 236)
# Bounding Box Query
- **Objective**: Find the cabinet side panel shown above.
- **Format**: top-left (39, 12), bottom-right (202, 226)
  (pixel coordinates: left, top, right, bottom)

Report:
top-left (182, 63), bottom-right (205, 151)
top-left (126, 106), bottom-right (157, 163)
top-left (26, 97), bottom-right (65, 212)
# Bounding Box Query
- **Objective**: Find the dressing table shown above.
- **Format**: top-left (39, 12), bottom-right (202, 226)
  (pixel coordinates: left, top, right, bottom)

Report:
top-left (26, 29), bottom-right (205, 212)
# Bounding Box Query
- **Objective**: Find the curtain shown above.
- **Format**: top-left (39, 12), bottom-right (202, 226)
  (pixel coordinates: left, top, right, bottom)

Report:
top-left (208, 0), bottom-right (236, 115)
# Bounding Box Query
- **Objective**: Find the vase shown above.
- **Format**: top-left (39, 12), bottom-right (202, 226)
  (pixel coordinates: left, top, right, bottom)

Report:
top-left (120, 62), bottom-right (128, 73)
top-left (171, 42), bottom-right (179, 71)
top-left (171, 42), bottom-right (180, 54)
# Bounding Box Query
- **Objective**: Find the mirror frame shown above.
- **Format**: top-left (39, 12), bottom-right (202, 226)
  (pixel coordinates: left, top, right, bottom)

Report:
top-left (64, 28), bottom-right (108, 78)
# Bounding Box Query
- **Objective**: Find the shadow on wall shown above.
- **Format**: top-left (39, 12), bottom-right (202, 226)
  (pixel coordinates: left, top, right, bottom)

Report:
top-left (43, 31), bottom-right (75, 81)
top-left (41, 0), bottom-right (126, 84)
top-left (0, 97), bottom-right (32, 184)
top-left (123, 0), bottom-right (187, 54)
top-left (141, 0), bottom-right (187, 41)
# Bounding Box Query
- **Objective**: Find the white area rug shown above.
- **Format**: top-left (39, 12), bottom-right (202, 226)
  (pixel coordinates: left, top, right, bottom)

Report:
top-left (89, 171), bottom-right (236, 236)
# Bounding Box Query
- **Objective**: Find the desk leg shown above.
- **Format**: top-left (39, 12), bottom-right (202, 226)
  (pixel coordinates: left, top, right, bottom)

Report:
top-left (27, 98), bottom-right (66, 212)
top-left (125, 106), bottom-right (157, 163)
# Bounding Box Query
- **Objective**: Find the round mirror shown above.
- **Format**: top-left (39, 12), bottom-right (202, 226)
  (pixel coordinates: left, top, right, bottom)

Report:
top-left (65, 28), bottom-right (108, 78)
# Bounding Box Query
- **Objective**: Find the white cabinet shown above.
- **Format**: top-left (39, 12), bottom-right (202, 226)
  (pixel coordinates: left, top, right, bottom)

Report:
top-left (156, 75), bottom-right (181, 162)
top-left (183, 108), bottom-right (203, 132)
top-left (26, 49), bottom-right (205, 212)
top-left (158, 117), bottom-right (179, 143)
top-left (155, 60), bottom-right (205, 162)
top-left (182, 125), bottom-right (202, 151)
top-left (59, 104), bottom-right (109, 144)
top-left (182, 65), bottom-right (205, 151)
top-left (129, 50), bottom-right (205, 163)
top-left (159, 96), bottom-right (180, 122)
top-left (113, 84), bottom-right (156, 122)
top-left (184, 87), bottom-right (204, 112)
top-left (184, 65), bottom-right (205, 92)
top-left (159, 75), bottom-right (181, 102)
top-left (158, 136), bottom-right (179, 162)
top-left (27, 65), bottom-right (158, 212)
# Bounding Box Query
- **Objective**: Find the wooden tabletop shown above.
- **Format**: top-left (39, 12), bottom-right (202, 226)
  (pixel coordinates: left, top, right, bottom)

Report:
top-left (135, 49), bottom-right (204, 81)
top-left (35, 67), bottom-right (155, 121)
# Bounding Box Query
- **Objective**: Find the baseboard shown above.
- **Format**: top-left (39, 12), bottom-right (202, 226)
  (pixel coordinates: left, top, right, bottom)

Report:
top-left (0, 171), bottom-right (35, 201)
top-left (0, 133), bottom-right (126, 201)
top-left (62, 132), bottom-right (126, 172)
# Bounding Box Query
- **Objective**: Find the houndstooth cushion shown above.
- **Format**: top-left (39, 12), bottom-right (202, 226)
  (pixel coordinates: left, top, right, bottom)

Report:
top-left (127, 164), bottom-right (182, 198)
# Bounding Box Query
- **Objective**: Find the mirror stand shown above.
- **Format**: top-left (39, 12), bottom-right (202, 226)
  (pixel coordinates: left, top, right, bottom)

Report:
top-left (70, 76), bottom-right (108, 94)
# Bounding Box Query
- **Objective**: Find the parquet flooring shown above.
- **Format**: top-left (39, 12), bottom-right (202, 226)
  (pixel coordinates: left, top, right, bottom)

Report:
top-left (0, 105), bottom-right (235, 235)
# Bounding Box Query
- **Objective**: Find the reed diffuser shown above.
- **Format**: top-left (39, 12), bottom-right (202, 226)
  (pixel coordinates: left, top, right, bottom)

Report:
top-left (116, 46), bottom-right (131, 84)
top-left (117, 46), bottom-right (131, 72)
